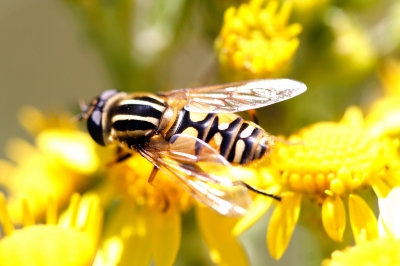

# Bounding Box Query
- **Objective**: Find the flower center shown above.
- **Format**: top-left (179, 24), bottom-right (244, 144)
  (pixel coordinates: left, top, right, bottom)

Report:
top-left (272, 123), bottom-right (388, 201)
top-left (109, 154), bottom-right (194, 212)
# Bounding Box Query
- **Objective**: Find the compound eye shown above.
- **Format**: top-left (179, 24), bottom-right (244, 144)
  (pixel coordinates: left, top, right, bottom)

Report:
top-left (87, 109), bottom-right (105, 146)
top-left (99, 89), bottom-right (119, 102)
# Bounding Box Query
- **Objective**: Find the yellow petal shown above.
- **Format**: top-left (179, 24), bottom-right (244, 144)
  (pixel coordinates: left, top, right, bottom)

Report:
top-left (378, 187), bottom-right (400, 238)
top-left (196, 206), bottom-right (249, 266)
top-left (368, 176), bottom-right (392, 198)
top-left (348, 194), bottom-right (379, 244)
top-left (233, 193), bottom-right (275, 236)
top-left (340, 106), bottom-right (364, 128)
top-left (37, 129), bottom-right (99, 175)
top-left (0, 193), bottom-right (14, 236)
top-left (0, 225), bottom-right (96, 266)
top-left (122, 208), bottom-right (156, 266)
top-left (100, 199), bottom-right (154, 266)
top-left (267, 193), bottom-right (302, 260)
top-left (93, 237), bottom-right (123, 266)
top-left (153, 208), bottom-right (181, 266)
top-left (58, 193), bottom-right (103, 246)
top-left (321, 195), bottom-right (346, 242)
top-left (365, 96), bottom-right (400, 138)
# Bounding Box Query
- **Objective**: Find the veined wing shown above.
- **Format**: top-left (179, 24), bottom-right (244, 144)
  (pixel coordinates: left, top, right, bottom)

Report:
top-left (158, 79), bottom-right (307, 113)
top-left (138, 134), bottom-right (252, 217)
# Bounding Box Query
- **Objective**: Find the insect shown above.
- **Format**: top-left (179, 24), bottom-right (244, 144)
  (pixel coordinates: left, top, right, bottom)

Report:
top-left (80, 79), bottom-right (307, 216)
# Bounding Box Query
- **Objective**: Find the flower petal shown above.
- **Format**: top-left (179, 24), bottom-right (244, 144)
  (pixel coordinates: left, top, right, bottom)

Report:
top-left (0, 225), bottom-right (96, 266)
top-left (321, 195), bottom-right (346, 242)
top-left (233, 180), bottom-right (280, 236)
top-left (365, 96), bottom-right (400, 138)
top-left (348, 194), bottom-right (379, 244)
top-left (378, 187), bottom-right (400, 238)
top-left (267, 192), bottom-right (302, 260)
top-left (100, 199), bottom-right (154, 266)
top-left (153, 207), bottom-right (181, 266)
top-left (233, 194), bottom-right (275, 236)
top-left (37, 129), bottom-right (99, 175)
top-left (368, 177), bottom-right (392, 198)
top-left (196, 206), bottom-right (249, 266)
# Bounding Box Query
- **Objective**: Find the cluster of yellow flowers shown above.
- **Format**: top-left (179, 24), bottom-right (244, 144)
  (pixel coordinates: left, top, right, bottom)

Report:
top-left (1, 0), bottom-right (400, 265)
top-left (215, 0), bottom-right (302, 80)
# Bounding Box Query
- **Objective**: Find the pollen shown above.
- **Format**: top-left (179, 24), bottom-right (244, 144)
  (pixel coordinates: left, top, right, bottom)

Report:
top-left (323, 238), bottom-right (400, 266)
top-left (215, 0), bottom-right (302, 80)
top-left (270, 108), bottom-right (398, 203)
top-left (108, 154), bottom-right (194, 213)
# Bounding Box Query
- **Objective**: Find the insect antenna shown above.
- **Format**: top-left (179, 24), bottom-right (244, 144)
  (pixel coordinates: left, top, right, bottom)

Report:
top-left (241, 181), bottom-right (281, 201)
top-left (71, 99), bottom-right (89, 122)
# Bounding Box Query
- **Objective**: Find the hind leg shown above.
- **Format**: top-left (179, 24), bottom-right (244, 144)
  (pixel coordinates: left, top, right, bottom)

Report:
top-left (247, 109), bottom-right (259, 124)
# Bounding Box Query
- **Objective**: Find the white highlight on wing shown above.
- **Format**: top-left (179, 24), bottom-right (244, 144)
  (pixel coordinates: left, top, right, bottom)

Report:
top-left (161, 79), bottom-right (307, 113)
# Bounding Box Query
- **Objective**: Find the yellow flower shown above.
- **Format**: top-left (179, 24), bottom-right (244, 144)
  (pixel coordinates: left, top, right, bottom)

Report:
top-left (323, 187), bottom-right (400, 266)
top-left (325, 9), bottom-right (377, 79)
top-left (0, 107), bottom-right (101, 223)
top-left (365, 60), bottom-right (400, 138)
top-left (96, 153), bottom-right (262, 265)
top-left (259, 107), bottom-right (400, 259)
top-left (215, 0), bottom-right (302, 80)
top-left (323, 237), bottom-right (400, 266)
top-left (0, 193), bottom-right (102, 266)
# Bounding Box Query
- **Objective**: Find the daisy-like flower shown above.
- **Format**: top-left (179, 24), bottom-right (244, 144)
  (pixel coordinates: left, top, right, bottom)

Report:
top-left (0, 193), bottom-right (102, 266)
top-left (215, 0), bottom-right (302, 81)
top-left (323, 187), bottom-right (400, 266)
top-left (0, 107), bottom-right (101, 223)
top-left (94, 153), bottom-right (269, 265)
top-left (239, 107), bottom-right (400, 259)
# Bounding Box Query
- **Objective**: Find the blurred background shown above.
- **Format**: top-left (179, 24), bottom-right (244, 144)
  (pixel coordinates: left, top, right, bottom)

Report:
top-left (1, 0), bottom-right (399, 265)
top-left (0, 0), bottom-right (109, 156)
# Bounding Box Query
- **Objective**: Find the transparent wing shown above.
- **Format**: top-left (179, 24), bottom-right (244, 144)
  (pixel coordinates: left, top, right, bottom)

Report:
top-left (138, 134), bottom-right (252, 217)
top-left (158, 79), bottom-right (307, 113)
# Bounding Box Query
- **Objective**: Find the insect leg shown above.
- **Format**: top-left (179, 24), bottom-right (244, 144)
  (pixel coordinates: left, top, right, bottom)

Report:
top-left (235, 180), bottom-right (281, 201)
top-left (146, 166), bottom-right (171, 212)
top-left (148, 166), bottom-right (159, 184)
top-left (247, 109), bottom-right (259, 124)
top-left (106, 149), bottom-right (133, 167)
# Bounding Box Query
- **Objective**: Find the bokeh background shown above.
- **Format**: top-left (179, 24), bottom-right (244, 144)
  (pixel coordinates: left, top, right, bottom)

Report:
top-left (1, 0), bottom-right (399, 265)
top-left (0, 0), bottom-right (108, 157)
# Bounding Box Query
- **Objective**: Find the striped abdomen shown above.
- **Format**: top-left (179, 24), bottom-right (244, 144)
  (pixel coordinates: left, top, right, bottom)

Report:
top-left (173, 110), bottom-right (271, 165)
top-left (110, 95), bottom-right (166, 140)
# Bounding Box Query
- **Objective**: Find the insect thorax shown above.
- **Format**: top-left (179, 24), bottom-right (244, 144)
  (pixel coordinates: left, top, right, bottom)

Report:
top-left (172, 110), bottom-right (272, 165)
top-left (109, 94), bottom-right (167, 141)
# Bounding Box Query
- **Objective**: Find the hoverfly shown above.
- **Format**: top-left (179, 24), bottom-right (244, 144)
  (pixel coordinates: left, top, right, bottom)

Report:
top-left (80, 79), bottom-right (306, 216)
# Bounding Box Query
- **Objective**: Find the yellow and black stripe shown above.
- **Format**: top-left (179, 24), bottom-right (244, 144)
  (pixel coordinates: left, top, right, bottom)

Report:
top-left (111, 95), bottom-right (167, 139)
top-left (173, 110), bottom-right (270, 165)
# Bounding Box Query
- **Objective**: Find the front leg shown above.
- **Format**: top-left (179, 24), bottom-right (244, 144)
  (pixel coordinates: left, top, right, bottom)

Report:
top-left (106, 148), bottom-right (133, 167)
top-left (148, 166), bottom-right (159, 184)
